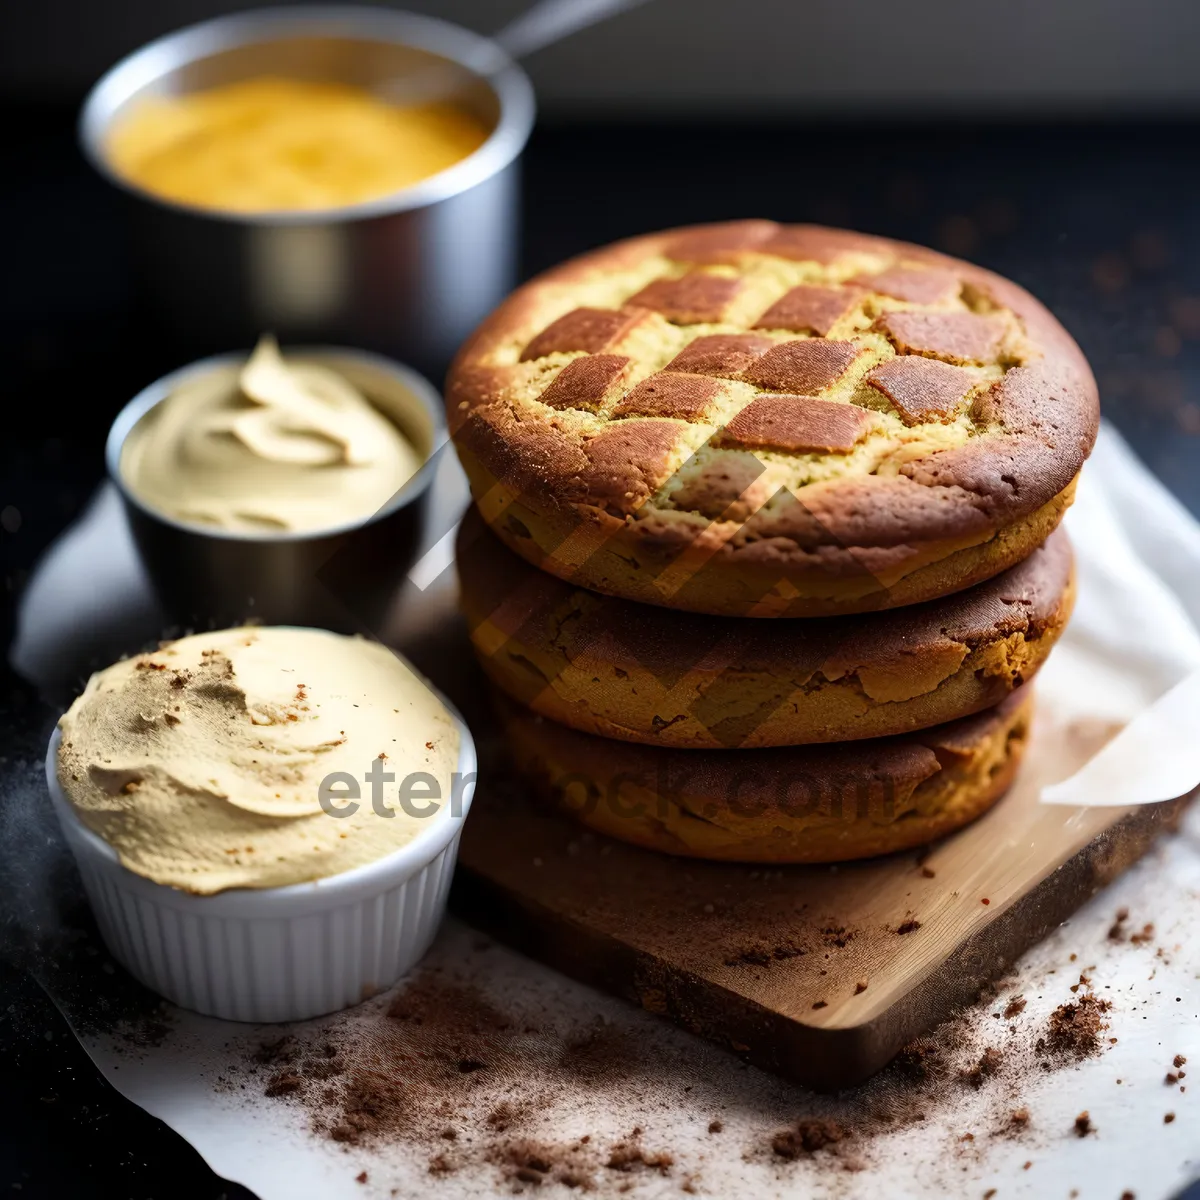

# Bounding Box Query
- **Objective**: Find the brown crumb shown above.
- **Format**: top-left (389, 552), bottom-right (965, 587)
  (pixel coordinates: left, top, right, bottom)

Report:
top-left (896, 918), bottom-right (922, 936)
top-left (264, 1071), bottom-right (304, 1097)
top-left (1040, 993), bottom-right (1112, 1061)
top-left (1176, 1054), bottom-right (1188, 1068)
top-left (961, 1047), bottom-right (1003, 1088)
top-left (1004, 996), bottom-right (1027, 1019)
top-left (606, 1132), bottom-right (672, 1174)
top-left (1167, 1072), bottom-right (1179, 1085)
top-left (1165, 1112), bottom-right (1176, 1124)
top-left (770, 1119), bottom-right (849, 1160)
top-left (1074, 1111), bottom-right (1093, 1137)
top-left (1010, 1108), bottom-right (1030, 1127)
top-left (707, 1121), bottom-right (723, 1134)
top-left (1108, 908), bottom-right (1130, 941)
top-left (854, 979), bottom-right (869, 995)
top-left (921, 865), bottom-right (936, 878)
top-left (355, 1171), bottom-right (368, 1184)
top-left (893, 1038), bottom-right (943, 1082)
top-left (821, 925), bottom-right (856, 949)
top-left (811, 1000), bottom-right (828, 1011)
top-left (723, 938), bottom-right (808, 968)
top-left (1130, 923), bottom-right (1155, 945)
top-left (489, 1139), bottom-right (580, 1188)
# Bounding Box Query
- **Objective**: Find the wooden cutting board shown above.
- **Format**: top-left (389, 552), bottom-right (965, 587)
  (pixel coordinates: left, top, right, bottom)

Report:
top-left (404, 615), bottom-right (1187, 1093)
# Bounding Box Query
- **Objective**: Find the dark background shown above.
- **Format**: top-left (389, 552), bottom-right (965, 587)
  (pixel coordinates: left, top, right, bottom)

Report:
top-left (5, 0), bottom-right (1200, 118)
top-left (3, 1), bottom-right (1200, 1196)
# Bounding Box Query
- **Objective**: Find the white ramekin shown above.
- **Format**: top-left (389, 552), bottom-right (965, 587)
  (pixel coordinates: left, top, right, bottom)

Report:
top-left (44, 713), bottom-right (476, 1023)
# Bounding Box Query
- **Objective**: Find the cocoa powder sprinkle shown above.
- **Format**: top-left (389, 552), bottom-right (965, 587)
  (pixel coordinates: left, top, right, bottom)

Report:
top-left (961, 1047), bottom-right (1003, 1088)
top-left (206, 924), bottom-right (1131, 1192)
top-left (1040, 992), bottom-right (1112, 1061)
top-left (771, 1119), bottom-right (849, 1160)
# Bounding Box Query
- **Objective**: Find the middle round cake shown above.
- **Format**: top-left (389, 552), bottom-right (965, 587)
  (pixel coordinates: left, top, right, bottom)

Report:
top-left (458, 509), bottom-right (1073, 749)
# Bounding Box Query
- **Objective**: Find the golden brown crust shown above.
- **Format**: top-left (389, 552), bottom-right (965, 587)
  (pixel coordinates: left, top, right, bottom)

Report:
top-left (538, 354), bottom-right (631, 412)
top-left (446, 221), bottom-right (1098, 616)
top-left (715, 394), bottom-right (877, 454)
top-left (756, 284), bottom-right (866, 335)
top-left (496, 687), bottom-right (1033, 863)
top-left (865, 357), bottom-right (978, 425)
top-left (459, 510), bottom-right (1072, 748)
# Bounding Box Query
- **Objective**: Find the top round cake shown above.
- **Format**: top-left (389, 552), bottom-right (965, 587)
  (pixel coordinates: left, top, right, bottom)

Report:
top-left (446, 221), bottom-right (1098, 617)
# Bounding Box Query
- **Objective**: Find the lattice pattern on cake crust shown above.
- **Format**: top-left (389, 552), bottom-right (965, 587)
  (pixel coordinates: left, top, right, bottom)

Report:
top-left (446, 221), bottom-right (1098, 584)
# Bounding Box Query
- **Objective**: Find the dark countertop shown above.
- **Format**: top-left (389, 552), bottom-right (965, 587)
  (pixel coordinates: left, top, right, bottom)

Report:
top-left (2, 108), bottom-right (1200, 1198)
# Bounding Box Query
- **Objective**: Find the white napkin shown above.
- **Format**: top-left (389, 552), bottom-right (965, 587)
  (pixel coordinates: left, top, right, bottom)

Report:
top-left (1042, 426), bottom-right (1200, 803)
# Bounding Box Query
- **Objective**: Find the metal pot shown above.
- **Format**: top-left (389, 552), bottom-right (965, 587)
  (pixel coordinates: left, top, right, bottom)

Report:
top-left (79, 6), bottom-right (536, 376)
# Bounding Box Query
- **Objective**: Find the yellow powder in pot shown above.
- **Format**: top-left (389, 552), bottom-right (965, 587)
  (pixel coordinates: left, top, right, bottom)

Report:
top-left (105, 77), bottom-right (491, 213)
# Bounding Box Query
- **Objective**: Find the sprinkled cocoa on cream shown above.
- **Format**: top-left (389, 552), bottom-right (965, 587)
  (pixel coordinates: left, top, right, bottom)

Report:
top-left (55, 627), bottom-right (460, 893)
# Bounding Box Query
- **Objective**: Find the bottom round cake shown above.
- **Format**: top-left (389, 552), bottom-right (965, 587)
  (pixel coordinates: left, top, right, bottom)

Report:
top-left (497, 687), bottom-right (1032, 863)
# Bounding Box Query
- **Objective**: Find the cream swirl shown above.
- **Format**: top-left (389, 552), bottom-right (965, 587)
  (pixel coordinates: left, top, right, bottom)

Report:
top-left (120, 337), bottom-right (423, 534)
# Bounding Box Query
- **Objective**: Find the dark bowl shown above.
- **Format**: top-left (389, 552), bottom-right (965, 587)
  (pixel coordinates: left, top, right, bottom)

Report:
top-left (106, 347), bottom-right (447, 633)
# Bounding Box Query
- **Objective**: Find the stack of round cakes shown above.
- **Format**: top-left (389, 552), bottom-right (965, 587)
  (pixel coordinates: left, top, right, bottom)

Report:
top-left (445, 221), bottom-right (1099, 863)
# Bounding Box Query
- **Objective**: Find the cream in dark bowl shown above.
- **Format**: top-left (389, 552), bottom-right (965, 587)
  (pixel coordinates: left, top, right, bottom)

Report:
top-left (109, 340), bottom-right (445, 630)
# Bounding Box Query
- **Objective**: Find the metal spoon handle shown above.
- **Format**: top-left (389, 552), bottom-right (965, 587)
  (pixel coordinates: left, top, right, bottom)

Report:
top-left (495, 0), bottom-right (652, 61)
top-left (381, 0), bottom-right (651, 105)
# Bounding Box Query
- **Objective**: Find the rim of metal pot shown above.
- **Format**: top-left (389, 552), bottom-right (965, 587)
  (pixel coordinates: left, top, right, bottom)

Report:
top-left (79, 5), bottom-right (536, 226)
